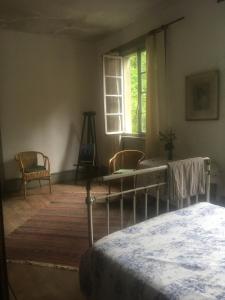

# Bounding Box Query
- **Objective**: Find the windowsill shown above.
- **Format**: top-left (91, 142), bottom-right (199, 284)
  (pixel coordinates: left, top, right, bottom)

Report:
top-left (121, 133), bottom-right (145, 140)
top-left (104, 133), bottom-right (146, 140)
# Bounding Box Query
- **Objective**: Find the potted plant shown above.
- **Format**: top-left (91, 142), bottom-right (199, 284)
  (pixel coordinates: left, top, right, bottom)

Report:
top-left (159, 129), bottom-right (176, 160)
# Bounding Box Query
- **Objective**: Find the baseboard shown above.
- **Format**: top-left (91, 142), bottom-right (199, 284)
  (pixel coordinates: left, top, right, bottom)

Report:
top-left (3, 169), bottom-right (78, 195)
top-left (3, 164), bottom-right (109, 195)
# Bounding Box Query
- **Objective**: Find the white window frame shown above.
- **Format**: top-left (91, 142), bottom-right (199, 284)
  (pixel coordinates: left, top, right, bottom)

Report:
top-left (103, 55), bottom-right (124, 135)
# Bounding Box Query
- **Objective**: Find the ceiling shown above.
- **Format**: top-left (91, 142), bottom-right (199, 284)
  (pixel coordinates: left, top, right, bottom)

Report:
top-left (0, 0), bottom-right (165, 41)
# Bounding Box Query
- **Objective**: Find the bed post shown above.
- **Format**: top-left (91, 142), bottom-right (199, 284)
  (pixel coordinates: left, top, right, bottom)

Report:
top-left (206, 158), bottom-right (211, 202)
top-left (86, 179), bottom-right (95, 247)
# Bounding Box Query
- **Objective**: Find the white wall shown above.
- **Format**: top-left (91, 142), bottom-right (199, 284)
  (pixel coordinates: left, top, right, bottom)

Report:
top-left (167, 1), bottom-right (225, 154)
top-left (167, 0), bottom-right (225, 194)
top-left (0, 30), bottom-right (97, 179)
top-left (96, 0), bottom-right (225, 195)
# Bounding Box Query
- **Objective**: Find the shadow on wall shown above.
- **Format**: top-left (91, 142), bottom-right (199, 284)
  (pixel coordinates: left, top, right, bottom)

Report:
top-left (60, 122), bottom-right (81, 175)
top-left (4, 159), bottom-right (19, 180)
top-left (0, 130), bottom-right (5, 182)
top-left (3, 159), bottom-right (22, 193)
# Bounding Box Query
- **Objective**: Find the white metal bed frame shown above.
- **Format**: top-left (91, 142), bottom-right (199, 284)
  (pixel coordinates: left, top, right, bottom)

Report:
top-left (86, 157), bottom-right (211, 247)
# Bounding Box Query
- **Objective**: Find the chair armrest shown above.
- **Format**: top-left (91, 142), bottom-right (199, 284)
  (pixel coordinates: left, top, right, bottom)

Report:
top-left (108, 157), bottom-right (115, 174)
top-left (109, 153), bottom-right (118, 174)
top-left (15, 155), bottom-right (25, 174)
top-left (43, 155), bottom-right (51, 172)
top-left (137, 154), bottom-right (145, 167)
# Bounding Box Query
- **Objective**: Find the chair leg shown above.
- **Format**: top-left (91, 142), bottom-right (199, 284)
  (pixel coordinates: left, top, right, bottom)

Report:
top-left (49, 177), bottom-right (52, 194)
top-left (23, 180), bottom-right (27, 199)
top-left (19, 178), bottom-right (23, 191)
top-left (39, 179), bottom-right (42, 188)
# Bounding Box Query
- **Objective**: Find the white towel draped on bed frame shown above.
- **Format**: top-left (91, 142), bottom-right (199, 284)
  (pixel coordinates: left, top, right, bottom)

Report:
top-left (168, 157), bottom-right (205, 205)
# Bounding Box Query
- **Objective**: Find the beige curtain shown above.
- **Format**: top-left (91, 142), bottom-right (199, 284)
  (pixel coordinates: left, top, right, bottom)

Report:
top-left (145, 31), bottom-right (168, 157)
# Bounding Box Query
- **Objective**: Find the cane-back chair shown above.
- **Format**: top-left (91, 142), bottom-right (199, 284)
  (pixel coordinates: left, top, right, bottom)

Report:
top-left (15, 151), bottom-right (51, 198)
top-left (109, 150), bottom-right (145, 174)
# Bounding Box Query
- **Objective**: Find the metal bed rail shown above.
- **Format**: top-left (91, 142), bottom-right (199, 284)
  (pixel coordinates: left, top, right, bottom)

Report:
top-left (86, 157), bottom-right (210, 246)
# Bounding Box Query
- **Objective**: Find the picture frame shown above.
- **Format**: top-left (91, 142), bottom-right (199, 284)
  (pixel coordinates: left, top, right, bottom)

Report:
top-left (185, 70), bottom-right (219, 121)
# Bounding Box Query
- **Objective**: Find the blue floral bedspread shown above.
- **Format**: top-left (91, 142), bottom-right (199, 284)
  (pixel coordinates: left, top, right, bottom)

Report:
top-left (79, 203), bottom-right (225, 299)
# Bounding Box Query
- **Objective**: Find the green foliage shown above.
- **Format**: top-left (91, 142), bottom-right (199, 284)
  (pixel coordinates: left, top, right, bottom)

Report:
top-left (129, 50), bottom-right (146, 134)
top-left (141, 51), bottom-right (146, 133)
top-left (130, 53), bottom-right (138, 133)
top-left (159, 129), bottom-right (176, 151)
top-left (159, 128), bottom-right (176, 160)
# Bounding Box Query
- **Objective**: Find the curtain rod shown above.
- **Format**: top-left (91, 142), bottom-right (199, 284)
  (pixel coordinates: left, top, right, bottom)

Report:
top-left (109, 16), bottom-right (184, 54)
top-left (147, 16), bottom-right (185, 35)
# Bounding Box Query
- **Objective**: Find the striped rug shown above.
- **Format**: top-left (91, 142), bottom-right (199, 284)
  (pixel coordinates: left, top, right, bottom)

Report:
top-left (5, 188), bottom-right (133, 270)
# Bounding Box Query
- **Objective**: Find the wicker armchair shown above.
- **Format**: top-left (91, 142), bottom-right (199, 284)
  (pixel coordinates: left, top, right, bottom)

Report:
top-left (15, 151), bottom-right (51, 198)
top-left (109, 150), bottom-right (145, 174)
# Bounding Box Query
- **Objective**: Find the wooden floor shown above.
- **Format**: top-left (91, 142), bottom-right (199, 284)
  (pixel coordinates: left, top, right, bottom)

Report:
top-left (3, 183), bottom-right (88, 300)
top-left (2, 182), bottom-right (168, 299)
top-left (3, 183), bottom-right (90, 236)
top-left (8, 263), bottom-right (83, 300)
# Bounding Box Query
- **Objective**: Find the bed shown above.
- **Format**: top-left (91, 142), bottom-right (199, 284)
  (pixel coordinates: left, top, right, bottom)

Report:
top-left (80, 157), bottom-right (216, 299)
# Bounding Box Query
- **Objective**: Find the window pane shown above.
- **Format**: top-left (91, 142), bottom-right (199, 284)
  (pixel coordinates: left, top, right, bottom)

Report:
top-left (140, 51), bottom-right (146, 133)
top-left (123, 50), bottom-right (146, 134)
top-left (103, 55), bottom-right (124, 134)
top-left (106, 115), bottom-right (123, 133)
top-left (141, 112), bottom-right (146, 133)
top-left (104, 57), bottom-right (122, 76)
top-left (130, 54), bottom-right (138, 133)
top-left (106, 97), bottom-right (122, 114)
top-left (141, 93), bottom-right (146, 133)
top-left (105, 77), bottom-right (122, 95)
top-left (131, 107), bottom-right (138, 134)
top-left (141, 51), bottom-right (146, 73)
top-left (141, 72), bottom-right (146, 93)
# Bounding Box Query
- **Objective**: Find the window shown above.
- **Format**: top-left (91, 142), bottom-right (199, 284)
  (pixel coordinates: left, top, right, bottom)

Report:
top-left (103, 50), bottom-right (146, 135)
top-left (124, 50), bottom-right (146, 134)
top-left (103, 55), bottom-right (124, 134)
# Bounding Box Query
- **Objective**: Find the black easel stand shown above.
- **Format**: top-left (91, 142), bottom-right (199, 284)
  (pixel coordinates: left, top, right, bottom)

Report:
top-left (74, 112), bottom-right (98, 183)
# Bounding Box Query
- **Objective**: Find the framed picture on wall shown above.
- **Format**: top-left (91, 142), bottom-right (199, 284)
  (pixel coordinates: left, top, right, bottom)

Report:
top-left (185, 70), bottom-right (219, 121)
